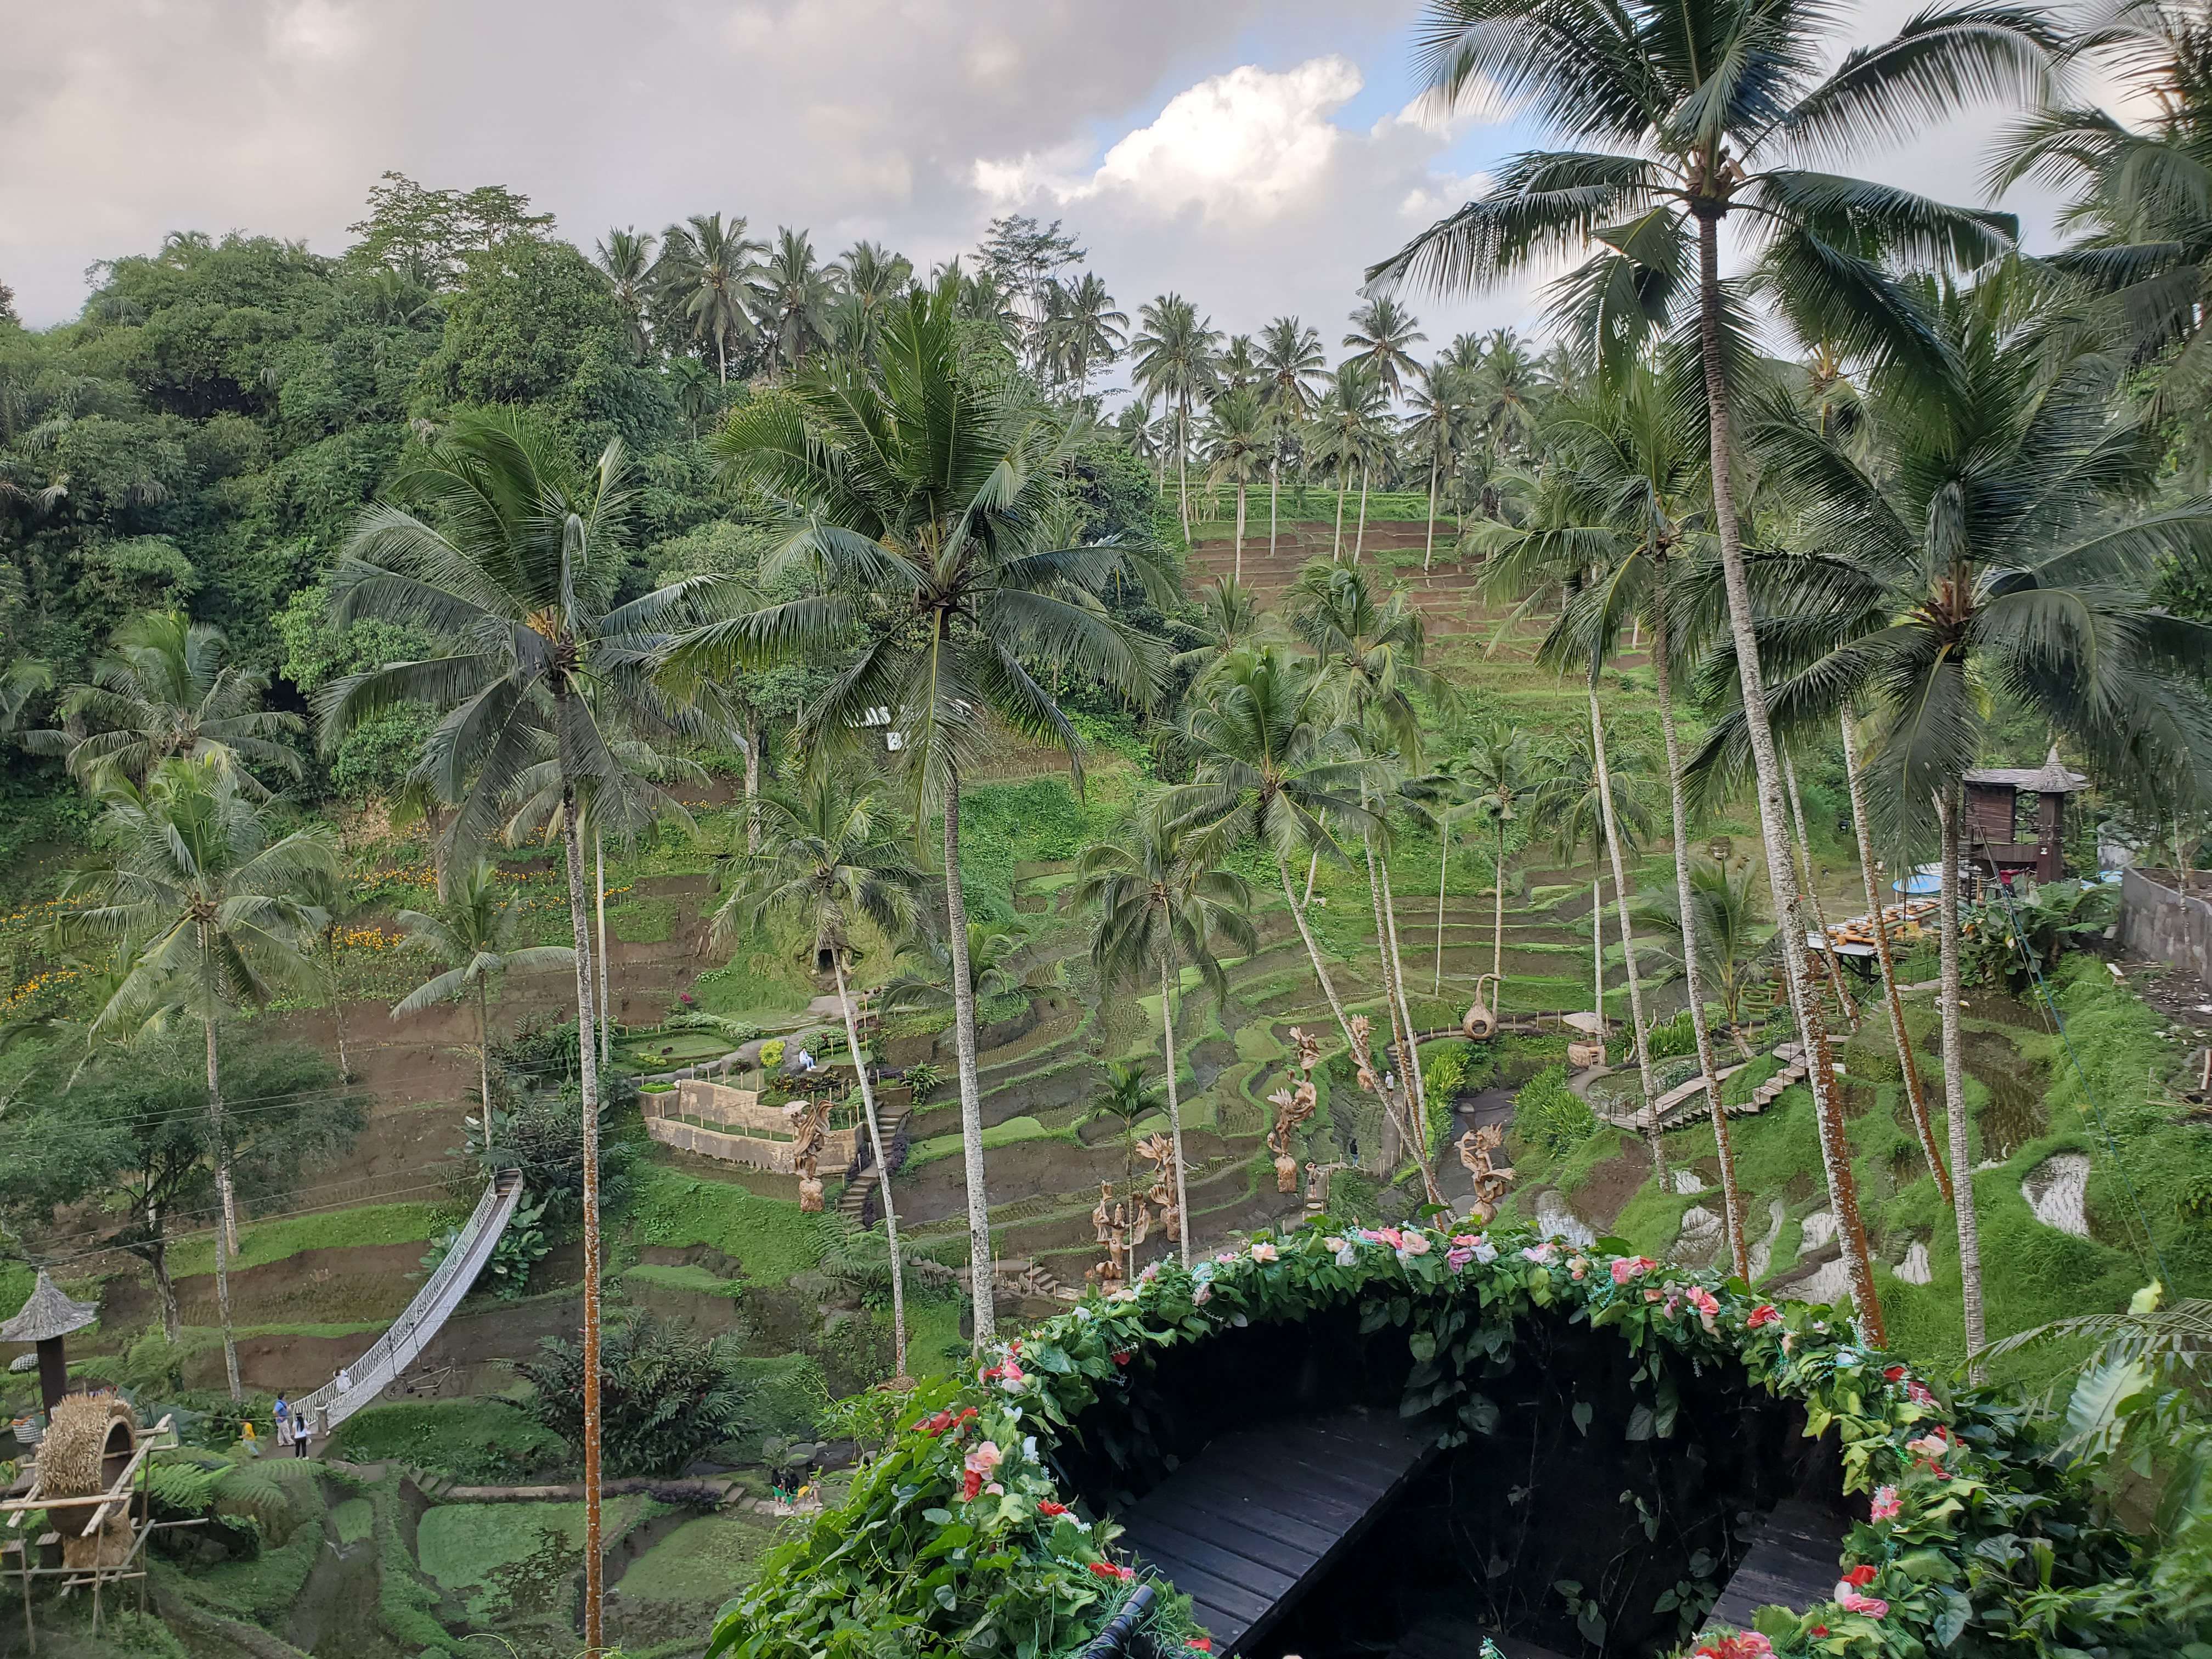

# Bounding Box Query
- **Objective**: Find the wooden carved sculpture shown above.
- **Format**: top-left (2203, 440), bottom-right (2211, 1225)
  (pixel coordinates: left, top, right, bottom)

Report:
top-left (1455, 1122), bottom-right (1516, 1223)
top-left (785, 1098), bottom-right (834, 1212)
top-left (1136, 1133), bottom-right (1181, 1243)
top-left (1267, 1078), bottom-right (1317, 1192)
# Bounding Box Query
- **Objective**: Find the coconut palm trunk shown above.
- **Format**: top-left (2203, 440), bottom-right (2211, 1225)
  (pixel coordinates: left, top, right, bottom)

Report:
top-left (1269, 456), bottom-right (1282, 566)
top-left (1936, 787), bottom-right (1986, 1370)
top-left (1492, 823), bottom-right (1508, 989)
top-left (1176, 400), bottom-right (1193, 539)
top-left (555, 782), bottom-right (606, 1655)
top-left (1424, 459), bottom-right (1440, 572)
top-left (1649, 594), bottom-right (1747, 1279)
top-left (1841, 713), bottom-right (1950, 1204)
top-left (1333, 468), bottom-right (1348, 561)
top-left (1354, 462), bottom-right (1371, 563)
top-left (941, 777), bottom-right (996, 1347)
top-left (1363, 834), bottom-right (1418, 1173)
top-left (1588, 685), bottom-right (1664, 1179)
top-left (745, 716), bottom-right (763, 855)
top-left (596, 832), bottom-right (612, 1065)
top-left (1695, 210), bottom-right (1883, 1344)
top-left (1359, 836), bottom-right (1441, 1203)
top-left (205, 1015), bottom-right (241, 1401)
top-left (1158, 954), bottom-right (1193, 1268)
top-left (1233, 479), bottom-right (1248, 583)
top-left (1375, 845), bottom-right (1427, 1141)
top-left (832, 957), bottom-right (908, 1376)
top-left (1434, 813), bottom-right (1453, 995)
top-left (1785, 751), bottom-right (1858, 1024)
top-left (476, 981), bottom-right (495, 1119)
top-left (1592, 872), bottom-right (1605, 1033)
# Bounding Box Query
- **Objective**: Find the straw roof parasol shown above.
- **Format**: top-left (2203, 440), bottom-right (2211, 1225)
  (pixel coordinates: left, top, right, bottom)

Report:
top-left (0, 1271), bottom-right (97, 1345)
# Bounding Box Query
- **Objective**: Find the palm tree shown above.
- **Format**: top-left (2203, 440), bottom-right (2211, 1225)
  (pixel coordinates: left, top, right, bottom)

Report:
top-left (1514, 365), bottom-right (1757, 1274)
top-left (1733, 274), bottom-right (2212, 1363)
top-left (26, 610), bottom-right (303, 794)
top-left (829, 241), bottom-right (915, 362)
top-left (1077, 816), bottom-right (1256, 1267)
top-left (1311, 362), bottom-right (1390, 561)
top-left (1633, 860), bottom-right (1766, 1031)
top-left (656, 213), bottom-right (765, 383)
top-left (669, 275), bottom-right (1164, 1347)
top-left (1375, 0), bottom-right (2058, 1338)
top-left (1258, 318), bottom-right (1329, 563)
top-left (751, 228), bottom-right (837, 378)
top-left (1131, 294), bottom-right (1222, 539)
top-left (63, 755), bottom-right (336, 1400)
top-left (1164, 648), bottom-right (1421, 1172)
top-left (1463, 721), bottom-right (1535, 994)
top-left (1343, 296), bottom-right (1427, 400)
top-left (1533, 720), bottom-right (1666, 1177)
top-left (1051, 273), bottom-right (1127, 394)
top-left (1202, 389), bottom-right (1269, 580)
top-left (723, 775), bottom-right (926, 1376)
top-left (392, 859), bottom-right (576, 1123)
top-left (1218, 334), bottom-right (1260, 393)
top-left (1403, 360), bottom-right (1470, 570)
top-left (1286, 560), bottom-right (1445, 1172)
top-left (1467, 329), bottom-right (1545, 459)
top-left (1091, 1059), bottom-right (1161, 1223)
top-left (318, 409), bottom-right (703, 1652)
top-left (1402, 752), bottom-right (1479, 996)
top-left (593, 228), bottom-right (657, 357)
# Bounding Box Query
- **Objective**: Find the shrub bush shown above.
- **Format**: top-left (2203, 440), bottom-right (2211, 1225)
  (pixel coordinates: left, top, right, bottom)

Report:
top-left (1515, 1064), bottom-right (1598, 1156)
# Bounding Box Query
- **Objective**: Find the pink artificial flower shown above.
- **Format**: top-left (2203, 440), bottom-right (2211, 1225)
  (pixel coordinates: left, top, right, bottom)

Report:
top-left (1906, 1380), bottom-right (1938, 1408)
top-left (1870, 1486), bottom-right (1900, 1523)
top-left (1746, 1303), bottom-right (1780, 1329)
top-left (1192, 1282), bottom-right (1212, 1305)
top-left (1397, 1233), bottom-right (1431, 1258)
top-left (1686, 1285), bottom-right (1721, 1333)
top-left (1694, 1636), bottom-right (1774, 1659)
top-left (1522, 1241), bottom-right (1558, 1265)
top-left (1837, 1588), bottom-right (1889, 1618)
top-left (998, 1360), bottom-right (1028, 1392)
top-left (1645, 1288), bottom-right (1666, 1304)
top-left (1906, 1432), bottom-right (1950, 1462)
top-left (1610, 1256), bottom-right (1657, 1284)
top-left (1372, 1227), bottom-right (1407, 1250)
top-left (1568, 1255), bottom-right (1590, 1280)
top-left (1250, 1242), bottom-right (1278, 1263)
top-left (1447, 1245), bottom-right (1476, 1271)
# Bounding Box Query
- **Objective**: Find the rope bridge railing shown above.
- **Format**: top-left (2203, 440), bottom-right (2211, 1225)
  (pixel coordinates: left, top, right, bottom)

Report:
top-left (296, 1167), bottom-right (524, 1436)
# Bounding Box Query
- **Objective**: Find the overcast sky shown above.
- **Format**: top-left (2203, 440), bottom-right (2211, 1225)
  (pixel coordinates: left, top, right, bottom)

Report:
top-left (3, 0), bottom-right (2081, 367)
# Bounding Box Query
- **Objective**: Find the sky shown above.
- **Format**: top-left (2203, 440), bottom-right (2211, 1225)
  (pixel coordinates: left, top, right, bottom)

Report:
top-left (2, 0), bottom-right (2085, 373)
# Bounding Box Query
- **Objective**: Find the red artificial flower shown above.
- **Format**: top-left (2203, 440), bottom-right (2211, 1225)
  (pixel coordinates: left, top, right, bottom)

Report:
top-left (962, 1470), bottom-right (984, 1502)
top-left (1088, 1561), bottom-right (1135, 1582)
top-left (920, 1410), bottom-right (955, 1437)
top-left (1746, 1304), bottom-right (1780, 1329)
top-left (1039, 1500), bottom-right (1069, 1517)
top-left (1186, 1641), bottom-right (1212, 1652)
top-left (1843, 1565), bottom-right (1878, 1589)
top-left (1111, 1350), bottom-right (1132, 1367)
top-left (1884, 1364), bottom-right (1908, 1384)
top-left (1810, 1627), bottom-right (1829, 1639)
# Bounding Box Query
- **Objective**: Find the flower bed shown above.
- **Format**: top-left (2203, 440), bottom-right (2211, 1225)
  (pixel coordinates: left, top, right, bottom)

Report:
top-left (710, 1223), bottom-right (2169, 1659)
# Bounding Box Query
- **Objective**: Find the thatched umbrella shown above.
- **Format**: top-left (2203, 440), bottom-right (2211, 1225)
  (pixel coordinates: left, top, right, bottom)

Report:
top-left (0, 1273), bottom-right (97, 1415)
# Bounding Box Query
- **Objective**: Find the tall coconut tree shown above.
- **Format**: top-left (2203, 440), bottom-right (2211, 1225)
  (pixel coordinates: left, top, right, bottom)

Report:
top-left (1374, 0), bottom-right (2061, 1341)
top-left (667, 274), bottom-right (1165, 1347)
top-left (1402, 750), bottom-right (1479, 996)
top-left (656, 212), bottom-right (766, 383)
top-left (1258, 317), bottom-right (1329, 562)
top-left (1077, 816), bottom-right (1257, 1266)
top-left (63, 755), bottom-right (335, 1400)
top-left (1463, 720), bottom-right (1536, 994)
top-left (828, 240), bottom-right (916, 363)
top-left (318, 409), bottom-right (706, 1652)
top-left (722, 774), bottom-right (926, 1376)
top-left (751, 227), bottom-right (839, 378)
top-left (1164, 648), bottom-right (1432, 1180)
top-left (1051, 273), bottom-right (1128, 395)
top-left (1131, 294), bottom-right (1223, 540)
top-left (1311, 362), bottom-right (1391, 562)
top-left (1171, 576), bottom-right (1268, 693)
top-left (392, 858), bottom-right (576, 1123)
top-left (27, 610), bottom-right (304, 795)
top-left (592, 227), bottom-right (658, 357)
top-left (1727, 273), bottom-right (2212, 1363)
top-left (1202, 388), bottom-right (1270, 581)
top-left (1344, 295), bottom-right (1429, 400)
top-left (1404, 360), bottom-right (1471, 570)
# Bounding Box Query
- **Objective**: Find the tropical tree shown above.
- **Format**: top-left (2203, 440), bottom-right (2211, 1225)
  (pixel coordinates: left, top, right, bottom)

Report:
top-left (1046, 273), bottom-right (1127, 394)
top-left (1090, 1059), bottom-right (1161, 1220)
top-left (830, 241), bottom-right (915, 362)
top-left (669, 275), bottom-right (1164, 1346)
top-left (26, 610), bottom-right (303, 794)
top-left (751, 228), bottom-right (838, 377)
top-left (61, 755), bottom-right (336, 1399)
top-left (1202, 388), bottom-right (1269, 580)
top-left (1172, 576), bottom-right (1267, 693)
top-left (1344, 295), bottom-right (1427, 399)
top-left (656, 212), bottom-right (765, 383)
top-left (721, 774), bottom-right (926, 1376)
top-left (1374, 0), bottom-right (2061, 1344)
top-left (1730, 274), bottom-right (2212, 1362)
top-left (1402, 752), bottom-right (1477, 997)
top-left (1258, 317), bottom-right (1329, 562)
top-left (392, 859), bottom-right (575, 1122)
top-left (1463, 720), bottom-right (1536, 992)
top-left (1164, 649), bottom-right (1431, 1190)
top-left (1632, 859), bottom-right (1768, 1029)
top-left (592, 227), bottom-right (657, 357)
top-left (1076, 815), bottom-right (1256, 1267)
top-left (318, 409), bottom-right (703, 1652)
top-left (1467, 328), bottom-right (1547, 458)
top-left (1404, 360), bottom-right (1470, 570)
top-left (1311, 362), bottom-right (1390, 561)
top-left (1131, 294), bottom-right (1222, 539)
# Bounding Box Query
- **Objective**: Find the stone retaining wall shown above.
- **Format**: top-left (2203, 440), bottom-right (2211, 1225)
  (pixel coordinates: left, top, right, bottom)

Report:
top-left (2119, 867), bottom-right (2212, 985)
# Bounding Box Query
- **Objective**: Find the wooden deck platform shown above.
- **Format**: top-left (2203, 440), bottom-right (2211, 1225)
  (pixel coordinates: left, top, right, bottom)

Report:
top-left (1115, 1408), bottom-right (1440, 1655)
top-left (1703, 1497), bottom-right (1850, 1635)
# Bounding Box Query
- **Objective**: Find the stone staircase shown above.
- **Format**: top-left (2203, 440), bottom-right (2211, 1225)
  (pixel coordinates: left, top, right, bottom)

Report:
top-left (1604, 1044), bottom-right (1812, 1134)
top-left (836, 1101), bottom-right (913, 1224)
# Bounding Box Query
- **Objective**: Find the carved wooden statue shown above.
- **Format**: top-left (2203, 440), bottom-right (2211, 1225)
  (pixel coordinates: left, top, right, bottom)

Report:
top-left (1455, 1122), bottom-right (1516, 1222)
top-left (1135, 1133), bottom-right (1181, 1243)
top-left (1267, 1077), bottom-right (1318, 1193)
top-left (786, 1098), bottom-right (834, 1212)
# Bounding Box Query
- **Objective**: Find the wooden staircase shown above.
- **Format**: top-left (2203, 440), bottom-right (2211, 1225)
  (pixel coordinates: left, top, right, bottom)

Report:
top-left (1604, 1045), bottom-right (1812, 1134)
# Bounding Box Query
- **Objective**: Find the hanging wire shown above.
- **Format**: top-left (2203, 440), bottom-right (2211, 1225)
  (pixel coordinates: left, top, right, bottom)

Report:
top-left (1987, 874), bottom-right (2174, 1289)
